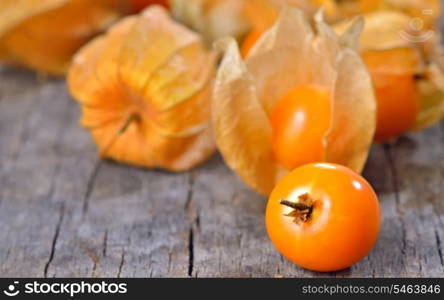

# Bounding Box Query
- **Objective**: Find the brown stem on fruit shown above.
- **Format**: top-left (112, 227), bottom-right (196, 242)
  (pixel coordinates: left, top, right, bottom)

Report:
top-left (280, 193), bottom-right (314, 224)
top-left (100, 113), bottom-right (140, 157)
top-left (280, 200), bottom-right (311, 211)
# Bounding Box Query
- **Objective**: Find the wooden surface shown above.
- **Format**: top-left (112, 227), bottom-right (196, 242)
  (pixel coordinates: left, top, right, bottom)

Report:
top-left (0, 66), bottom-right (443, 278)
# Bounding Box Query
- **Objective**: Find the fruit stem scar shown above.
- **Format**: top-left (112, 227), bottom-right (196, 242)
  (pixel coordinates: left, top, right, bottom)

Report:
top-left (280, 193), bottom-right (314, 224)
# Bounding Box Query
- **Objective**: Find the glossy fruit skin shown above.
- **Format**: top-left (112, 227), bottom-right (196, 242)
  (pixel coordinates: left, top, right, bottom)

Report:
top-left (266, 163), bottom-right (380, 272)
top-left (362, 50), bottom-right (419, 142)
top-left (371, 73), bottom-right (418, 142)
top-left (270, 85), bottom-right (332, 171)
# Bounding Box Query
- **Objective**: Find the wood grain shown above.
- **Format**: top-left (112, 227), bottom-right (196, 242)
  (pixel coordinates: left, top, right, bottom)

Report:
top-left (0, 67), bottom-right (442, 277)
top-left (0, 61), bottom-right (443, 277)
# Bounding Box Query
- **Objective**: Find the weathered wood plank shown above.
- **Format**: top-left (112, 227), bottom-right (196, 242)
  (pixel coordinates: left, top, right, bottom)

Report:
top-left (0, 68), bottom-right (192, 278)
top-left (181, 126), bottom-right (444, 278)
top-left (0, 69), bottom-right (443, 277)
top-left (0, 68), bottom-right (81, 277)
top-left (46, 163), bottom-right (193, 278)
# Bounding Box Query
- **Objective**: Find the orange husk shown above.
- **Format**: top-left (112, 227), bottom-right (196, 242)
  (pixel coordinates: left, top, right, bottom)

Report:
top-left (68, 6), bottom-right (216, 171)
top-left (335, 11), bottom-right (444, 133)
top-left (0, 0), bottom-right (130, 75)
top-left (212, 8), bottom-right (376, 195)
top-left (170, 0), bottom-right (316, 52)
top-left (169, 0), bottom-right (250, 45)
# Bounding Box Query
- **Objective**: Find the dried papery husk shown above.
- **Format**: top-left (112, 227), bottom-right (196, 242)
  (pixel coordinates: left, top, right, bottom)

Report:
top-left (0, 0), bottom-right (130, 75)
top-left (244, 0), bottom-right (317, 32)
top-left (314, 0), bottom-right (441, 27)
top-left (170, 0), bottom-right (250, 45)
top-left (335, 11), bottom-right (413, 50)
top-left (243, 0), bottom-right (280, 33)
top-left (385, 0), bottom-right (441, 29)
top-left (335, 10), bottom-right (444, 134)
top-left (413, 36), bottom-right (444, 131)
top-left (212, 8), bottom-right (376, 195)
top-left (68, 6), bottom-right (216, 171)
top-left (240, 0), bottom-right (318, 58)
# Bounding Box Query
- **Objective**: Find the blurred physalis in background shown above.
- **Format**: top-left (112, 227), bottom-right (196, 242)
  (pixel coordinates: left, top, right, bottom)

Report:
top-left (68, 6), bottom-right (216, 171)
top-left (314, 0), bottom-right (441, 28)
top-left (335, 10), bottom-right (444, 141)
top-left (0, 0), bottom-right (130, 75)
top-left (170, 0), bottom-right (251, 45)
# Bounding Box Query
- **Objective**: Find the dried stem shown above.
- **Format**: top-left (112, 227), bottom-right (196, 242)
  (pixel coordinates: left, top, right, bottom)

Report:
top-left (279, 200), bottom-right (312, 211)
top-left (280, 193), bottom-right (314, 224)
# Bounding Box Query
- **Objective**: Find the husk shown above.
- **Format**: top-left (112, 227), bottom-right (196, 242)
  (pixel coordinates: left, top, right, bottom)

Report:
top-left (0, 0), bottom-right (130, 75)
top-left (212, 8), bottom-right (376, 195)
top-left (170, 0), bottom-right (250, 45)
top-left (326, 47), bottom-right (376, 172)
top-left (334, 11), bottom-right (412, 50)
top-left (413, 36), bottom-right (444, 130)
top-left (335, 10), bottom-right (444, 133)
top-left (314, 0), bottom-right (441, 27)
top-left (0, 0), bottom-right (68, 37)
top-left (244, 0), bottom-right (317, 32)
top-left (213, 38), bottom-right (285, 195)
top-left (69, 6), bottom-right (216, 171)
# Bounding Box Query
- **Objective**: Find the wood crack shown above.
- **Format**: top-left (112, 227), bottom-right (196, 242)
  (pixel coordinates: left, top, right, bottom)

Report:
top-left (102, 229), bottom-right (108, 258)
top-left (82, 161), bottom-right (102, 217)
top-left (43, 202), bottom-right (65, 278)
top-left (117, 249), bottom-right (125, 278)
top-left (400, 222), bottom-right (407, 256)
top-left (40, 92), bottom-right (71, 277)
top-left (185, 172), bottom-right (198, 277)
top-left (435, 229), bottom-right (444, 267)
top-left (439, 122), bottom-right (444, 268)
top-left (188, 228), bottom-right (194, 277)
top-left (167, 251), bottom-right (172, 274)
